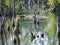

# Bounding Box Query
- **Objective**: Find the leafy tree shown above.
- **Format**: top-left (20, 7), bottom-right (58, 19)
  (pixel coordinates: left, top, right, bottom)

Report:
top-left (58, 0), bottom-right (60, 3)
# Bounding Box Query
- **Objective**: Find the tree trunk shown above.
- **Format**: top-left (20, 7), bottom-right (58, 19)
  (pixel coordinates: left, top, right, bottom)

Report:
top-left (58, 17), bottom-right (60, 45)
top-left (14, 20), bottom-right (20, 45)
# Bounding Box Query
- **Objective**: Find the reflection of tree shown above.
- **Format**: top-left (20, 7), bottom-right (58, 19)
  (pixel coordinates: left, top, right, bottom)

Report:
top-left (0, 0), bottom-right (59, 45)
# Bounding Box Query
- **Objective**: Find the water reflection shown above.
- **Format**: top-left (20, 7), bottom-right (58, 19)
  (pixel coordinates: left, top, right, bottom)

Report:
top-left (0, 16), bottom-right (58, 45)
top-left (19, 18), bottom-right (58, 45)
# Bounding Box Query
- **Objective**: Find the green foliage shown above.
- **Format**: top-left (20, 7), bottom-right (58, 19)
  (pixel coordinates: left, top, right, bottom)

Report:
top-left (48, 0), bottom-right (56, 10)
top-left (4, 17), bottom-right (13, 36)
top-left (1, 0), bottom-right (58, 45)
top-left (58, 0), bottom-right (60, 3)
top-left (39, 8), bottom-right (45, 16)
top-left (15, 1), bottom-right (24, 14)
top-left (45, 13), bottom-right (57, 39)
top-left (5, 0), bottom-right (11, 7)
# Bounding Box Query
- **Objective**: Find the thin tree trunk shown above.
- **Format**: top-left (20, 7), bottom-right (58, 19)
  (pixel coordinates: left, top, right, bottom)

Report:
top-left (0, 0), bottom-right (1, 12)
top-left (11, 0), bottom-right (15, 24)
top-left (1, 24), bottom-right (4, 45)
top-left (14, 19), bottom-right (20, 45)
top-left (1, 15), bottom-right (5, 45)
top-left (17, 20), bottom-right (20, 45)
top-left (58, 17), bottom-right (60, 45)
